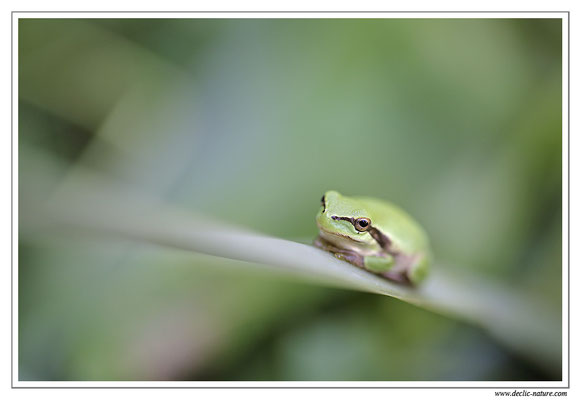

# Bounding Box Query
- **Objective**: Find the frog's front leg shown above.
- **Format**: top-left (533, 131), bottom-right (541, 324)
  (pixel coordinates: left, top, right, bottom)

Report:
top-left (363, 255), bottom-right (395, 273)
top-left (334, 251), bottom-right (365, 268)
top-left (314, 236), bottom-right (365, 268)
top-left (337, 253), bottom-right (399, 278)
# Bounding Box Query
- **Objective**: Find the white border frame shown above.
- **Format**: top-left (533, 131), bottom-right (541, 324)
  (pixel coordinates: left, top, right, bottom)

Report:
top-left (11, 11), bottom-right (570, 389)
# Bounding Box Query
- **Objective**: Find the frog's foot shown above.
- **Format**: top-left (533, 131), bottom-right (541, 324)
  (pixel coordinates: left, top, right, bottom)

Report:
top-left (380, 254), bottom-right (428, 286)
top-left (363, 255), bottom-right (411, 285)
top-left (314, 235), bottom-right (365, 268)
top-left (333, 251), bottom-right (365, 268)
top-left (381, 270), bottom-right (412, 285)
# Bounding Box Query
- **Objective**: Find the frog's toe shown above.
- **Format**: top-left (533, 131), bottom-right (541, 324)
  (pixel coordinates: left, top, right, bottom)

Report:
top-left (333, 251), bottom-right (365, 268)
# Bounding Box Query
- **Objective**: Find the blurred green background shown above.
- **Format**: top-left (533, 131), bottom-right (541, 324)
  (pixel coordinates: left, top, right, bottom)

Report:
top-left (18, 18), bottom-right (562, 381)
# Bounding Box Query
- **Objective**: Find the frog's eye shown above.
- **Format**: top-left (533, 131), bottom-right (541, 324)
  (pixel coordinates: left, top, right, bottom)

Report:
top-left (354, 217), bottom-right (371, 232)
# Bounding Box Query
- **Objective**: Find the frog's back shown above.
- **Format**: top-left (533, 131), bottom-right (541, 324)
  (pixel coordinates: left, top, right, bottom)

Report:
top-left (354, 196), bottom-right (430, 254)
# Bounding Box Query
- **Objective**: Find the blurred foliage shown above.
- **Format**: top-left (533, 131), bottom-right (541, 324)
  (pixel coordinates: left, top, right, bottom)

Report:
top-left (18, 18), bottom-right (562, 381)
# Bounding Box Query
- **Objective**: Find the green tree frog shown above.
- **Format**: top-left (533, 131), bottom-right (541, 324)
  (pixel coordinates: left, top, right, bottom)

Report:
top-left (314, 190), bottom-right (431, 285)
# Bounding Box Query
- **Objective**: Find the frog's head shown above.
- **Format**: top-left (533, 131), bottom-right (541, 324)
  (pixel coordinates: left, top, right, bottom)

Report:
top-left (316, 190), bottom-right (376, 246)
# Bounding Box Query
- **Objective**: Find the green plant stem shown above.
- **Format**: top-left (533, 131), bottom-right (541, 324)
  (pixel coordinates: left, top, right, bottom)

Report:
top-left (23, 172), bottom-right (562, 376)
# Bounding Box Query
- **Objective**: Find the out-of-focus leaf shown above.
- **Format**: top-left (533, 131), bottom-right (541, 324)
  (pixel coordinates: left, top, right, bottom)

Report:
top-left (24, 163), bottom-right (560, 374)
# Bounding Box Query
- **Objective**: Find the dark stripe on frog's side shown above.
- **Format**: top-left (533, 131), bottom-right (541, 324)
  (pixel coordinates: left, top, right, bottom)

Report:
top-left (369, 227), bottom-right (396, 255)
top-left (331, 215), bottom-right (397, 255)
